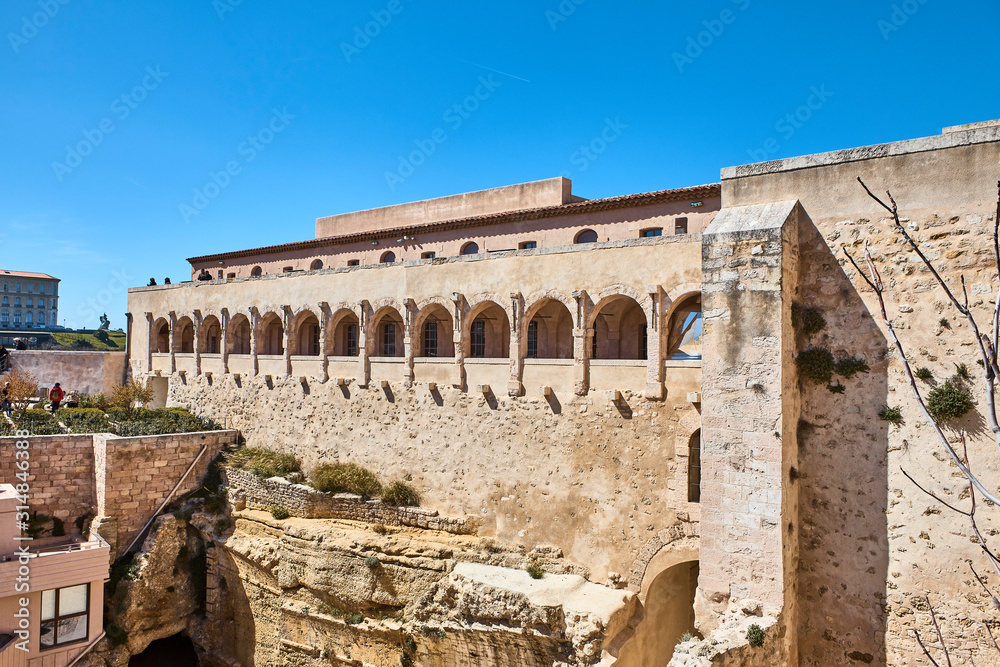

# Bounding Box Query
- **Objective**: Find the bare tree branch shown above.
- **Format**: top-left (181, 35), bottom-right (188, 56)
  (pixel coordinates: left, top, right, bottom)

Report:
top-left (913, 628), bottom-right (942, 667)
top-left (927, 598), bottom-right (953, 667)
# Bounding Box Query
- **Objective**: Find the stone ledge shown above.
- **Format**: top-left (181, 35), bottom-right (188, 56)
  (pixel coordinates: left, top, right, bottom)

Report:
top-left (223, 467), bottom-right (480, 535)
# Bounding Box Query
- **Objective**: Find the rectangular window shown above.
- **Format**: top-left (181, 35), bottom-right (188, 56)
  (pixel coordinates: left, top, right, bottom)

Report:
top-left (13, 312), bottom-right (20, 326)
top-left (519, 241), bottom-right (537, 250)
top-left (15, 282), bottom-right (20, 292)
top-left (26, 298), bottom-right (32, 308)
top-left (422, 321), bottom-right (438, 357)
top-left (674, 217), bottom-right (688, 235)
top-left (311, 325), bottom-right (320, 356)
top-left (347, 260), bottom-right (360, 267)
top-left (382, 322), bottom-right (396, 356)
top-left (346, 324), bottom-right (358, 357)
top-left (688, 434), bottom-right (701, 503)
top-left (471, 319), bottom-right (486, 358)
top-left (227, 273), bottom-right (236, 279)
top-left (40, 284), bottom-right (45, 294)
top-left (2, 282), bottom-right (7, 291)
top-left (1, 311), bottom-right (7, 325)
top-left (527, 321), bottom-right (538, 359)
top-left (640, 324), bottom-right (648, 360)
top-left (641, 228), bottom-right (663, 237)
top-left (282, 266), bottom-right (294, 273)
top-left (39, 312), bottom-right (45, 326)
top-left (421, 252), bottom-right (436, 259)
top-left (40, 583), bottom-right (90, 649)
top-left (38, 298), bottom-right (44, 308)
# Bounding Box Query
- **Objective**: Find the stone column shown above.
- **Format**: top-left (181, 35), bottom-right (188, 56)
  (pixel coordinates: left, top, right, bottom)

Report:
top-left (358, 301), bottom-right (370, 387)
top-left (572, 290), bottom-right (590, 397)
top-left (451, 292), bottom-right (465, 388)
top-left (193, 310), bottom-right (203, 376)
top-left (403, 298), bottom-right (416, 385)
top-left (318, 302), bottom-right (330, 382)
top-left (221, 308), bottom-right (230, 374)
top-left (144, 312), bottom-right (154, 375)
top-left (508, 292), bottom-right (524, 396)
top-left (697, 201), bottom-right (802, 663)
top-left (644, 286), bottom-right (665, 400)
top-left (281, 305), bottom-right (292, 378)
top-left (168, 311), bottom-right (177, 374)
top-left (249, 307), bottom-right (260, 377)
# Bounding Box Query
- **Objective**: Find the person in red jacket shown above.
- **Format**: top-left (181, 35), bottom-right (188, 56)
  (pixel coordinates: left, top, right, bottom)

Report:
top-left (49, 383), bottom-right (64, 412)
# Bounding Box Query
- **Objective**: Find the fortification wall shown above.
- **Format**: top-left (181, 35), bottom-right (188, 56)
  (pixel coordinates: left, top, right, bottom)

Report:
top-left (167, 376), bottom-right (701, 582)
top-left (723, 129), bottom-right (1000, 665)
top-left (4, 349), bottom-right (126, 396)
top-left (0, 433), bottom-right (96, 525)
top-left (0, 430), bottom-right (237, 554)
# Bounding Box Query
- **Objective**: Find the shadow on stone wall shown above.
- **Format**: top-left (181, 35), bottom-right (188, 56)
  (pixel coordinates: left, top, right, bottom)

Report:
top-left (795, 215), bottom-right (889, 666)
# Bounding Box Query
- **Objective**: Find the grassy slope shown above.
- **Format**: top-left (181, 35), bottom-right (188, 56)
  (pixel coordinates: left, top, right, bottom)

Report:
top-left (49, 330), bottom-right (127, 351)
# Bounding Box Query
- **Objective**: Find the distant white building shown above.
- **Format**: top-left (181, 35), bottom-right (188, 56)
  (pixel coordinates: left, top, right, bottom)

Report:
top-left (0, 270), bottom-right (59, 330)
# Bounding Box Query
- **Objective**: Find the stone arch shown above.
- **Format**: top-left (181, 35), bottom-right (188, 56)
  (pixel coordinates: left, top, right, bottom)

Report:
top-left (523, 293), bottom-right (574, 360)
top-left (666, 292), bottom-right (702, 360)
top-left (198, 314), bottom-right (222, 354)
top-left (665, 283), bottom-right (701, 320)
top-left (461, 241), bottom-right (480, 255)
top-left (251, 266), bottom-right (262, 277)
top-left (369, 304), bottom-right (404, 358)
top-left (152, 317), bottom-right (169, 353)
top-left (616, 532), bottom-right (700, 667)
top-left (289, 308), bottom-right (321, 356)
top-left (463, 296), bottom-right (512, 359)
top-left (257, 311), bottom-right (284, 356)
top-left (328, 306), bottom-right (360, 357)
top-left (588, 291), bottom-right (650, 360)
top-left (174, 316), bottom-right (194, 354)
top-left (228, 314), bottom-right (251, 355)
top-left (380, 251), bottom-right (396, 264)
top-left (310, 259), bottom-right (323, 271)
top-left (575, 228), bottom-right (598, 244)
top-left (413, 299), bottom-right (455, 358)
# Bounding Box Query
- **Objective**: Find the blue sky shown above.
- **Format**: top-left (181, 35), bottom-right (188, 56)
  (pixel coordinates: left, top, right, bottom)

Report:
top-left (1, 0), bottom-right (997, 329)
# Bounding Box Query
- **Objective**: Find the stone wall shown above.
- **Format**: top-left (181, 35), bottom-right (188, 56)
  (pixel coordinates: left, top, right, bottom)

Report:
top-left (0, 430), bottom-right (237, 555)
top-left (3, 349), bottom-right (126, 396)
top-left (721, 126), bottom-right (1000, 664)
top-left (0, 433), bottom-right (96, 525)
top-left (697, 200), bottom-right (801, 665)
top-left (166, 376), bottom-right (702, 583)
top-left (95, 430), bottom-right (237, 554)
top-left (223, 466), bottom-right (480, 535)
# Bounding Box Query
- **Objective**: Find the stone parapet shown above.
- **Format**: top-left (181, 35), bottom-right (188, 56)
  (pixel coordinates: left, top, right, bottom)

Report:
top-left (222, 466), bottom-right (480, 535)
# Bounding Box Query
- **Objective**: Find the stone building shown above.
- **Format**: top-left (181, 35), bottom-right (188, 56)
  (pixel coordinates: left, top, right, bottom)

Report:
top-left (125, 119), bottom-right (1000, 665)
top-left (0, 271), bottom-right (59, 331)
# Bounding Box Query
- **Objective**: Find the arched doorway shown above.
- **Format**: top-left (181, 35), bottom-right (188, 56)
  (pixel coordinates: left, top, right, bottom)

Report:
top-left (175, 317), bottom-right (194, 354)
top-left (371, 308), bottom-right (404, 357)
top-left (667, 294), bottom-right (702, 360)
top-left (228, 315), bottom-right (251, 355)
top-left (415, 304), bottom-right (454, 358)
top-left (153, 319), bottom-right (169, 353)
top-left (615, 559), bottom-right (700, 666)
top-left (258, 313), bottom-right (284, 356)
top-left (330, 309), bottom-right (360, 357)
top-left (199, 316), bottom-right (221, 354)
top-left (464, 301), bottom-right (510, 359)
top-left (290, 311), bottom-right (321, 356)
top-left (525, 299), bottom-right (573, 359)
top-left (590, 296), bottom-right (648, 360)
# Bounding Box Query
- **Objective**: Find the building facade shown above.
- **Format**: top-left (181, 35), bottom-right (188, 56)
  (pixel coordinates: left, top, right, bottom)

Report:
top-left (0, 272), bottom-right (59, 331)
top-left (125, 120), bottom-right (1000, 665)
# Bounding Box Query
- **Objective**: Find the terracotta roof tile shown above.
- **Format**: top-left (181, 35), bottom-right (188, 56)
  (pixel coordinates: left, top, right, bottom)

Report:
top-left (187, 183), bottom-right (720, 264)
top-left (0, 270), bottom-right (59, 281)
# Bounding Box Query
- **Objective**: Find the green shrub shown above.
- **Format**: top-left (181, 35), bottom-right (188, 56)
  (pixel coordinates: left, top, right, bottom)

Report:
top-left (60, 408), bottom-right (114, 433)
top-left (270, 506), bottom-right (290, 520)
top-left (915, 367), bottom-right (933, 381)
top-left (365, 555), bottom-right (381, 570)
top-left (105, 622), bottom-right (128, 648)
top-left (312, 462), bottom-right (382, 498)
top-left (381, 481), bottom-right (420, 507)
top-left (401, 652), bottom-right (414, 667)
top-left (372, 523), bottom-right (389, 535)
top-left (834, 356), bottom-right (870, 379)
top-left (954, 363), bottom-right (971, 380)
top-left (747, 624), bottom-right (765, 647)
top-left (878, 405), bottom-right (903, 425)
top-left (796, 347), bottom-right (835, 384)
top-left (939, 317), bottom-right (951, 329)
top-left (827, 383), bottom-right (845, 394)
top-left (527, 560), bottom-right (544, 579)
top-left (403, 636), bottom-right (417, 653)
top-left (345, 612), bottom-right (363, 625)
top-left (791, 304), bottom-right (826, 336)
top-left (926, 380), bottom-right (975, 423)
top-left (227, 447), bottom-right (301, 478)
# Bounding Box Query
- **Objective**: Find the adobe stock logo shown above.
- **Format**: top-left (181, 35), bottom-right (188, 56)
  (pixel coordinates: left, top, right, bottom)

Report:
top-left (746, 86), bottom-right (834, 162)
top-left (672, 0), bottom-right (752, 73)
top-left (8, 0), bottom-right (71, 54)
top-left (179, 108), bottom-right (295, 222)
